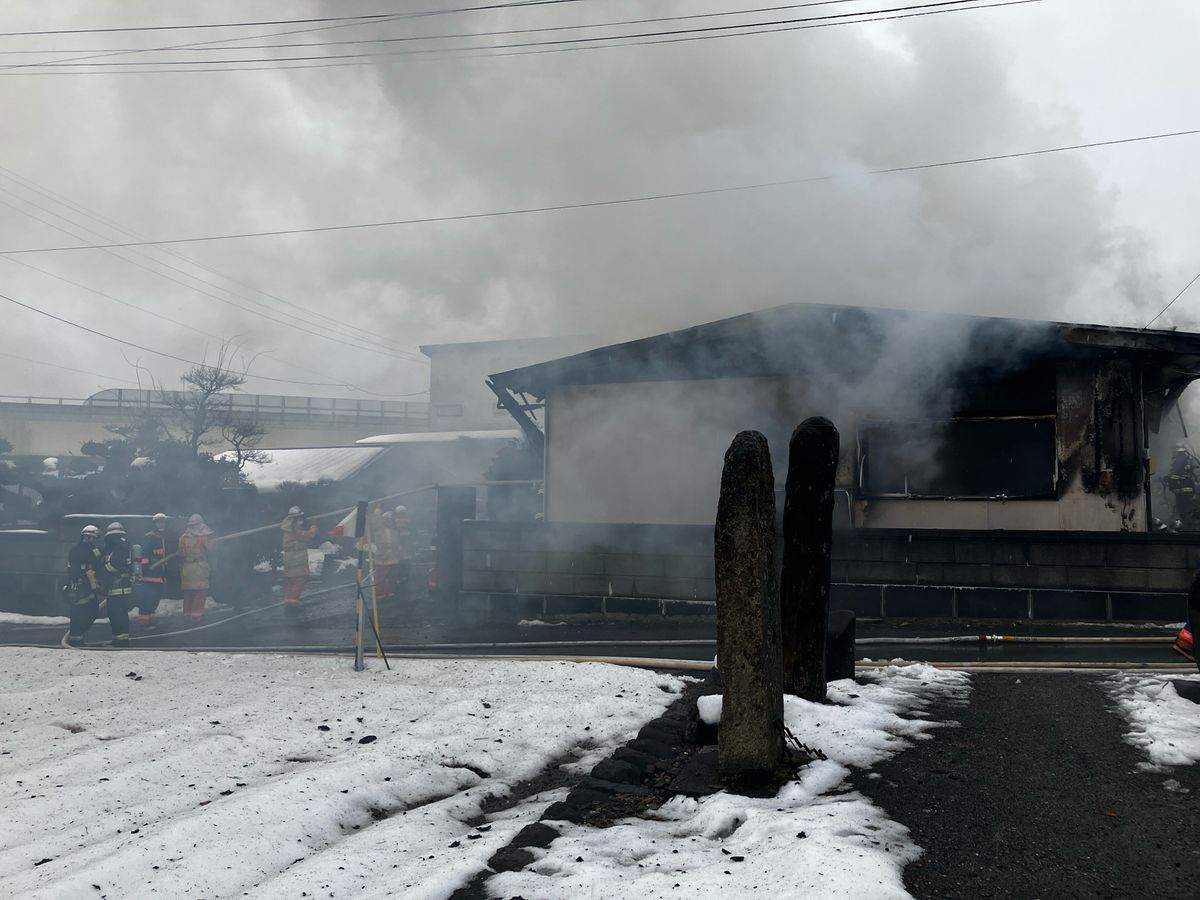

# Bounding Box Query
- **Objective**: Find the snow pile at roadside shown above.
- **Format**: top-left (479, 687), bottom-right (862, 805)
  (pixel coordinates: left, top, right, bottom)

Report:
top-left (0, 611), bottom-right (70, 626)
top-left (490, 663), bottom-right (970, 900)
top-left (0, 649), bottom-right (682, 899)
top-left (1106, 673), bottom-right (1200, 770)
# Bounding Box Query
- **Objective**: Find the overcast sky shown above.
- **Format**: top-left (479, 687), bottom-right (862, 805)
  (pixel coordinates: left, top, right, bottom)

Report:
top-left (0, 0), bottom-right (1197, 400)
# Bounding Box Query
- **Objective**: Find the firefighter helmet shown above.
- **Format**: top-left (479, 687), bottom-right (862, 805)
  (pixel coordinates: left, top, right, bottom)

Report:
top-left (80, 525), bottom-right (100, 538)
top-left (105, 521), bottom-right (126, 536)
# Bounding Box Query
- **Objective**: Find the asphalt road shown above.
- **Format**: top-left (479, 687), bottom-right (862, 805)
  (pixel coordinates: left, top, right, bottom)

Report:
top-left (0, 576), bottom-right (1188, 668)
top-left (853, 673), bottom-right (1200, 899)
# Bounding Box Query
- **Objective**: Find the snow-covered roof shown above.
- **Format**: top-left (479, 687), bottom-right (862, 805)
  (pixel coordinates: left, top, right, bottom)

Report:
top-left (220, 446), bottom-right (386, 491)
top-left (355, 429), bottom-right (520, 446)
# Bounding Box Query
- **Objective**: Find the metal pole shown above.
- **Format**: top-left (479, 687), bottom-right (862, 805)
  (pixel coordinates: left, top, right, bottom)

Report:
top-left (353, 501), bottom-right (367, 672)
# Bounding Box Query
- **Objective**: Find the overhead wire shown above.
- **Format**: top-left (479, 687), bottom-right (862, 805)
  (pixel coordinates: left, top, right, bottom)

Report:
top-left (0, 177), bottom-right (429, 397)
top-left (1, 126), bottom-right (1194, 255)
top-left (0, 1), bottom-right (874, 54)
top-left (1142, 270), bottom-right (1200, 331)
top-left (0, 187), bottom-right (425, 362)
top-left (0, 0), bottom-right (598, 73)
top-left (0, 166), bottom-right (422, 358)
top-left (0, 348), bottom-right (141, 386)
top-left (0, 253), bottom-right (218, 340)
top-left (0, 286), bottom-right (399, 389)
top-left (2, 0), bottom-right (1030, 70)
top-left (0, 1), bottom-right (593, 38)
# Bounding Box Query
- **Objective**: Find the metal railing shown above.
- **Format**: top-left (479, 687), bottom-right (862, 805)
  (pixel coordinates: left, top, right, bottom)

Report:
top-left (0, 391), bottom-right (431, 429)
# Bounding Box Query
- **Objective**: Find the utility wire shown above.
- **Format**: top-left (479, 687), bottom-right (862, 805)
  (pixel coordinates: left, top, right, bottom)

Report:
top-left (1143, 270), bottom-right (1200, 331)
top-left (0, 287), bottom-right (402, 389)
top-left (0, 0), bottom-right (1040, 73)
top-left (0, 189), bottom-right (425, 362)
top-left (2, 126), bottom-right (1193, 255)
top-left (0, 1), bottom-right (870, 54)
top-left (0, 165), bottom-right (423, 357)
top-left (0, 1), bottom-right (598, 74)
top-left (0, 2), bottom-right (592, 37)
top-left (0, 13), bottom-right (396, 38)
top-left (0, 254), bottom-right (218, 340)
top-left (0, 183), bottom-right (421, 359)
top-left (0, 253), bottom-right (426, 396)
top-left (0, 178), bottom-right (429, 394)
top-left (7, 0), bottom-right (1011, 68)
top-left (0, 348), bottom-right (140, 386)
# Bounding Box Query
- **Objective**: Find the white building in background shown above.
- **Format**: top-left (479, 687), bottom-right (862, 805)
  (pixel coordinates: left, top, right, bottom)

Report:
top-left (421, 336), bottom-right (594, 433)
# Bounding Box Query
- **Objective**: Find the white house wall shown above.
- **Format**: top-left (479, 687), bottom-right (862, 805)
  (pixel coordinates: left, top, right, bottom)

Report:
top-left (544, 375), bottom-right (1146, 531)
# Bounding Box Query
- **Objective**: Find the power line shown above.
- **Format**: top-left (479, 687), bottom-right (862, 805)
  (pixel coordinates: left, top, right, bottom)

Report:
top-left (0, 187), bottom-right (425, 362)
top-left (6, 0), bottom-right (1016, 69)
top-left (0, 166), bottom-right (422, 358)
top-left (0, 177), bottom-right (430, 394)
top-left (0, 254), bottom-right (218, 340)
top-left (0, 287), bottom-right (395, 389)
top-left (0, 1), bottom-right (598, 75)
top-left (2, 125), bottom-right (1194, 255)
top-left (0, 1), bottom-right (869, 54)
top-left (0, 2), bottom-right (591, 38)
top-left (1143, 271), bottom-right (1200, 331)
top-left (0, 0), bottom-right (1041, 74)
top-left (0, 348), bottom-right (140, 386)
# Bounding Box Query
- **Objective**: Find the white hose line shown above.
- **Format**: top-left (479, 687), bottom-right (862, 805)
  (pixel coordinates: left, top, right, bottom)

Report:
top-left (60, 581), bottom-right (358, 649)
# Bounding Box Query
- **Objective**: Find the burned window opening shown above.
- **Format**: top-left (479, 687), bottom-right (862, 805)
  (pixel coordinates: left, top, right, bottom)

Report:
top-left (858, 416), bottom-right (1057, 499)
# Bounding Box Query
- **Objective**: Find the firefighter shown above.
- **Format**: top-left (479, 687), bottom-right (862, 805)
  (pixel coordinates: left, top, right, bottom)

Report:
top-left (373, 511), bottom-right (400, 601)
top-left (100, 522), bottom-right (134, 646)
top-left (1165, 444), bottom-right (1200, 530)
top-left (136, 513), bottom-right (168, 627)
top-left (391, 506), bottom-right (412, 600)
top-left (178, 514), bottom-right (212, 619)
top-left (64, 525), bottom-right (103, 647)
top-left (281, 506), bottom-right (316, 607)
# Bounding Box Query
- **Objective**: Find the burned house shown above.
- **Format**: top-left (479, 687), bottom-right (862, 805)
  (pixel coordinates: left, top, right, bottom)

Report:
top-left (488, 304), bottom-right (1200, 533)
top-left (443, 305), bottom-right (1200, 621)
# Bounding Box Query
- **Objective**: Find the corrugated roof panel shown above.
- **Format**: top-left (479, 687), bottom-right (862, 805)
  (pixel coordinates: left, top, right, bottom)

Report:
top-left (220, 446), bottom-right (385, 491)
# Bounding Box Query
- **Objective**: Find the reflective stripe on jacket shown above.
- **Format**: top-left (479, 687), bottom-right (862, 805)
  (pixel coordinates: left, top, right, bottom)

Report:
top-left (140, 531), bottom-right (166, 583)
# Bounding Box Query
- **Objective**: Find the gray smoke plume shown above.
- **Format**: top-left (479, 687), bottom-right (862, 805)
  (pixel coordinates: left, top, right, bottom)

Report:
top-left (0, 0), bottom-right (1194, 403)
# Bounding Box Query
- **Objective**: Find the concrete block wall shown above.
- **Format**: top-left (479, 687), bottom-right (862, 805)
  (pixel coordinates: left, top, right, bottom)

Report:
top-left (461, 522), bottom-right (715, 618)
top-left (460, 522), bottom-right (1197, 621)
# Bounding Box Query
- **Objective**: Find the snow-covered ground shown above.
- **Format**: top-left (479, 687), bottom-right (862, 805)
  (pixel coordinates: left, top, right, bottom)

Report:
top-left (1106, 672), bottom-right (1200, 771)
top-left (0, 611), bottom-right (71, 626)
top-left (491, 664), bottom-right (971, 900)
top-left (0, 649), bottom-right (682, 899)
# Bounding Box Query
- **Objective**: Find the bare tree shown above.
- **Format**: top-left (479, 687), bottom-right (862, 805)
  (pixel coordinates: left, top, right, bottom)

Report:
top-left (166, 341), bottom-right (250, 454)
top-left (222, 419), bottom-right (269, 470)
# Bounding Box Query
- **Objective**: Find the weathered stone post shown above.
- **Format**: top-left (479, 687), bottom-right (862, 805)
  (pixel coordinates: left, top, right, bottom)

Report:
top-left (780, 416), bottom-right (840, 701)
top-left (715, 430), bottom-right (785, 781)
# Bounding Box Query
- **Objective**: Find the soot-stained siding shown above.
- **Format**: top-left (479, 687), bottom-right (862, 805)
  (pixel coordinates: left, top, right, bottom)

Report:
top-left (1056, 360), bottom-right (1142, 501)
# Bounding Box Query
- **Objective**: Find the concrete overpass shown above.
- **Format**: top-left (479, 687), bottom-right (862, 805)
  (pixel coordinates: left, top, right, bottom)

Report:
top-left (0, 391), bottom-right (432, 456)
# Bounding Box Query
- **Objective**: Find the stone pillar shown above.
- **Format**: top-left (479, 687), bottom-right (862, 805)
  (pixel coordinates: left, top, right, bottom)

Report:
top-left (780, 416), bottom-right (840, 701)
top-left (715, 430), bottom-right (785, 781)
